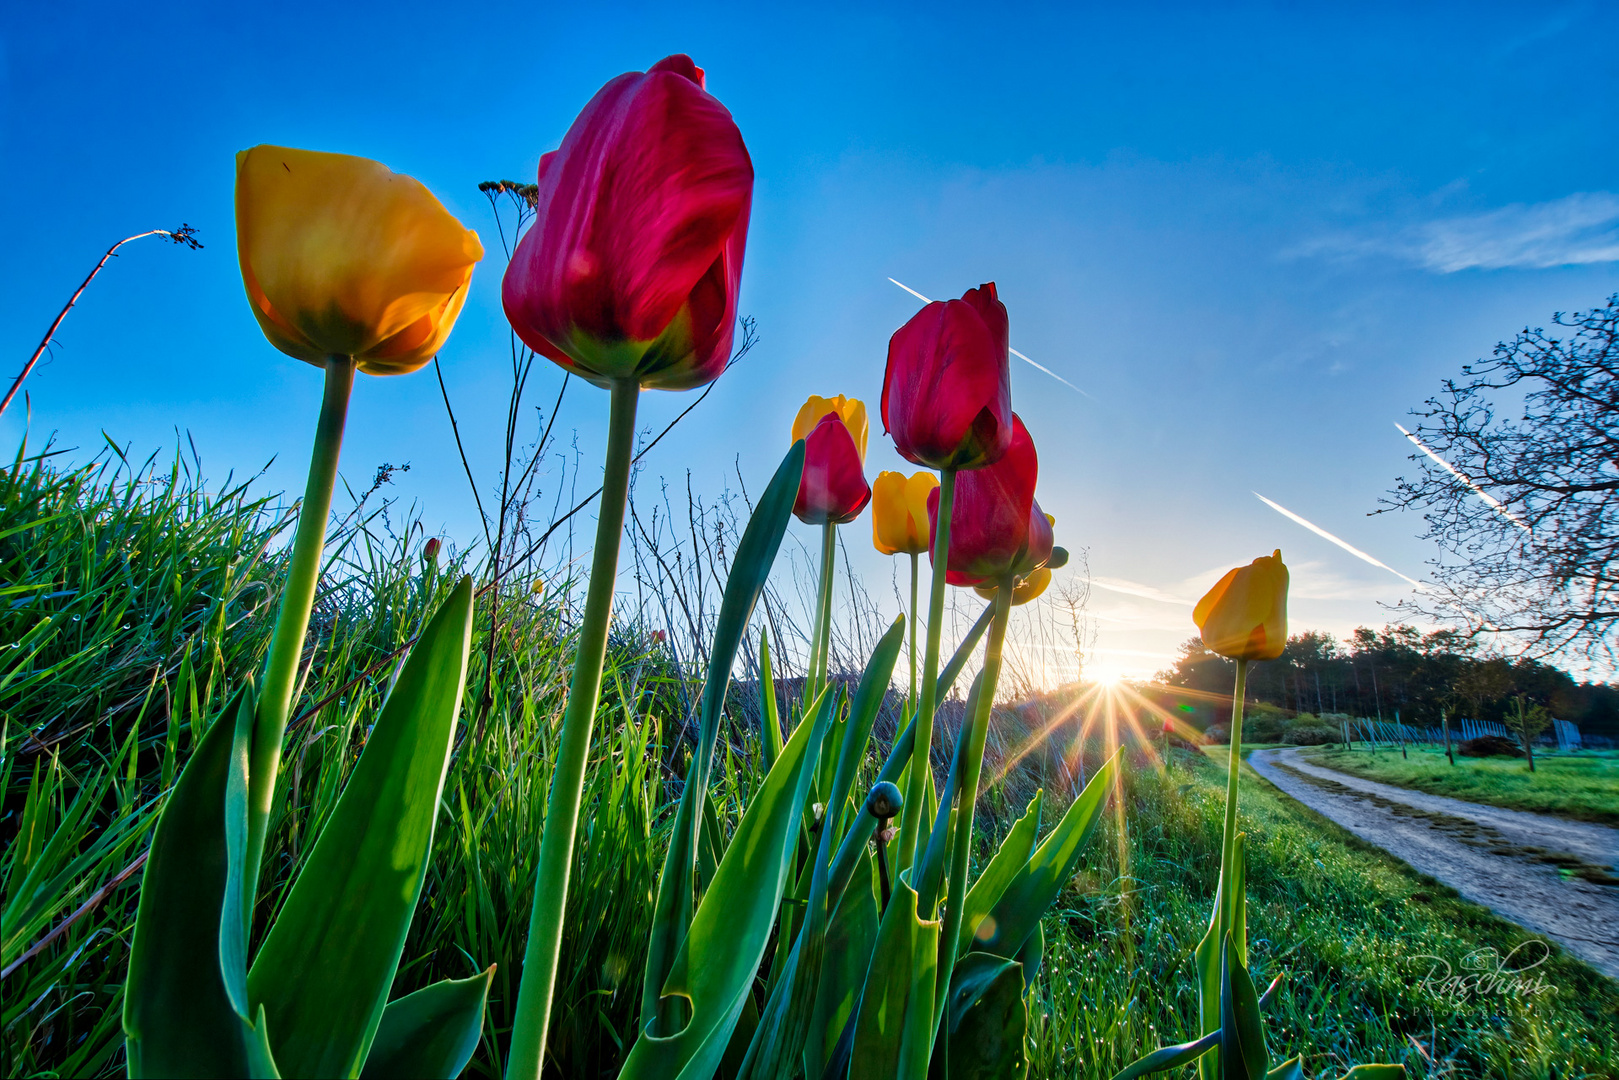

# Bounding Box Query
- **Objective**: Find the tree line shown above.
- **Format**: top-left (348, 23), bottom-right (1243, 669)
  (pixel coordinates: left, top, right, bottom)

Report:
top-left (1153, 625), bottom-right (1619, 739)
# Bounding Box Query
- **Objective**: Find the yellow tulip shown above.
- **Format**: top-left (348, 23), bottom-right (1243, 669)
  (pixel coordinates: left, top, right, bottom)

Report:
top-left (1193, 549), bottom-right (1289, 660)
top-left (791, 394), bottom-right (868, 462)
top-left (973, 566), bottom-right (1050, 606)
top-left (872, 470), bottom-right (938, 555)
top-left (236, 145), bottom-right (484, 375)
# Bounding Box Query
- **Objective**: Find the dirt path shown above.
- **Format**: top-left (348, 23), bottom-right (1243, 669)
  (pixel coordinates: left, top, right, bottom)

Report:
top-left (1248, 747), bottom-right (1619, 980)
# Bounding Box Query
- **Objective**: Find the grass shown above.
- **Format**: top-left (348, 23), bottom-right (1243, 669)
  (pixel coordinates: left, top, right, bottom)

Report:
top-left (6, 450), bottom-right (1619, 1079)
top-left (1298, 746), bottom-right (1619, 826)
top-left (1020, 746), bottom-right (1619, 1079)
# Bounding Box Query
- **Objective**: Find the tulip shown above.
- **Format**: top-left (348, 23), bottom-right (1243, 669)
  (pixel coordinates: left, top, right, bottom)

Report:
top-left (871, 471), bottom-right (937, 556)
top-left (236, 145), bottom-right (483, 376)
top-left (881, 282), bottom-right (1012, 471)
top-left (1188, 549), bottom-right (1288, 1071)
top-left (791, 395), bottom-right (871, 525)
top-left (502, 54), bottom-right (753, 392)
top-left (505, 58), bottom-right (756, 1079)
top-left (233, 145), bottom-right (481, 917)
top-left (928, 416), bottom-right (1050, 587)
top-left (793, 413), bottom-right (872, 525)
top-left (1193, 549), bottom-right (1290, 662)
top-left (789, 396), bottom-right (870, 701)
top-left (884, 283), bottom-right (1013, 875)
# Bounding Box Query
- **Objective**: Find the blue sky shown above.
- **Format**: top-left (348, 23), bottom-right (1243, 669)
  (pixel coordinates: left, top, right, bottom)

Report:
top-left (4, 2), bottom-right (1617, 681)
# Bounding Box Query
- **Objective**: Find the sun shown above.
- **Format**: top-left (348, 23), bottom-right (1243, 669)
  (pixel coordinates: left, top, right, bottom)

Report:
top-left (1089, 664), bottom-right (1127, 687)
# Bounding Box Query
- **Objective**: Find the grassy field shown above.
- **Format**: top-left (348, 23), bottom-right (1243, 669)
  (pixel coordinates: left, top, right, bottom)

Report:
top-left (6, 453), bottom-right (1619, 1079)
top-left (1299, 746), bottom-right (1619, 826)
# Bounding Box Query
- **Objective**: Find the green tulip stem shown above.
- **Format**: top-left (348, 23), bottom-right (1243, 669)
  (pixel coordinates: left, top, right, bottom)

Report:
top-left (246, 353), bottom-right (355, 893)
top-left (808, 520), bottom-right (837, 700)
top-left (508, 377), bottom-right (640, 1080)
top-left (898, 466), bottom-right (954, 873)
top-left (907, 551), bottom-right (919, 714)
top-left (1218, 657), bottom-right (1249, 934)
top-left (933, 573), bottom-right (1012, 1023)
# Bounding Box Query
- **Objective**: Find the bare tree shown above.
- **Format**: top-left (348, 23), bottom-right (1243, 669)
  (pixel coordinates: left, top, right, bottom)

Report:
top-left (1384, 294), bottom-right (1618, 665)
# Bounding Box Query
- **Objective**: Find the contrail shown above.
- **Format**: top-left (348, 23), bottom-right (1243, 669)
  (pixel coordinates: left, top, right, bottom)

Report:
top-left (887, 277), bottom-right (1096, 400)
top-left (1394, 422), bottom-right (1532, 534)
top-left (1253, 492), bottom-right (1425, 589)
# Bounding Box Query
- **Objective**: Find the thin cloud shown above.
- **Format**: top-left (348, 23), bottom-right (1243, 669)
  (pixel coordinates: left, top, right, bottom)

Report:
top-left (1395, 422), bottom-right (1532, 532)
top-left (1092, 577), bottom-right (1195, 606)
top-left (1299, 192), bottom-right (1619, 272)
top-left (1253, 492), bottom-right (1425, 588)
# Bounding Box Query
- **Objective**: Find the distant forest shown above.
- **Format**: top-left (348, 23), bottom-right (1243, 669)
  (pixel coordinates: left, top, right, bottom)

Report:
top-left (1152, 625), bottom-right (1619, 740)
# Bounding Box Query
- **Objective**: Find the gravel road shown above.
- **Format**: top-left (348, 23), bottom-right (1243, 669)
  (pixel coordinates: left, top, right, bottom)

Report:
top-left (1247, 746), bottom-right (1619, 980)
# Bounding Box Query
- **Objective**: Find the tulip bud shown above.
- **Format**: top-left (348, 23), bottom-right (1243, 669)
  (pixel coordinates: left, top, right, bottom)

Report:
top-left (882, 283), bottom-right (1013, 470)
top-left (235, 146), bottom-right (483, 375)
top-left (791, 396), bottom-right (871, 525)
top-left (866, 781), bottom-right (904, 820)
top-left (422, 537), bottom-right (441, 563)
top-left (502, 55), bottom-right (753, 391)
top-left (1193, 549), bottom-right (1290, 661)
top-left (871, 470), bottom-right (938, 556)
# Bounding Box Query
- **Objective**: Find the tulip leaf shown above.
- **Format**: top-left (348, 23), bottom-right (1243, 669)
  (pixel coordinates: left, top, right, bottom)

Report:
top-left (975, 750), bottom-right (1118, 960)
top-left (956, 788), bottom-right (1042, 956)
top-left (620, 680), bottom-right (831, 1080)
top-left (358, 965), bottom-right (493, 1080)
top-left (643, 441), bottom-right (805, 1032)
top-left (1266, 1057), bottom-right (1306, 1080)
top-left (1014, 919), bottom-right (1044, 990)
top-left (940, 951), bottom-right (1028, 1080)
top-left (124, 684), bottom-right (258, 1078)
top-left (247, 576), bottom-right (474, 1079)
top-left (738, 617), bottom-right (905, 1079)
top-left (851, 872), bottom-right (939, 1080)
top-left (1106, 1031), bottom-right (1222, 1080)
top-left (1219, 931), bottom-right (1268, 1080)
top-left (1197, 832), bottom-right (1248, 1080)
top-left (804, 849), bottom-right (879, 1080)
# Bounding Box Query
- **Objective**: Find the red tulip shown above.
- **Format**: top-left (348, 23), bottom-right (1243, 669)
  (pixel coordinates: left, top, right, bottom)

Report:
top-left (795, 412), bottom-right (872, 525)
top-left (881, 282), bottom-right (1013, 470)
top-left (927, 414), bottom-right (1051, 585)
top-left (502, 55), bottom-right (753, 391)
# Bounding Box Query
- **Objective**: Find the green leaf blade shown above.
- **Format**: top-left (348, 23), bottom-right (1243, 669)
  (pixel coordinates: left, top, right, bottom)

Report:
top-left (247, 576), bottom-right (475, 1079)
top-left (358, 966), bottom-right (493, 1080)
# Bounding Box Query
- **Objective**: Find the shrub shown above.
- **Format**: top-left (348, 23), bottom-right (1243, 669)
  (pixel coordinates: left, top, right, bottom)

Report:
top-left (1458, 734), bottom-right (1524, 758)
top-left (1283, 724), bottom-right (1339, 746)
top-left (1204, 724), bottom-right (1230, 744)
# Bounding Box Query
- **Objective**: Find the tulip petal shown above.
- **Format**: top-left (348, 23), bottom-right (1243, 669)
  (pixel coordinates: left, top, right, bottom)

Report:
top-left (928, 414), bottom-right (1039, 585)
top-left (236, 146), bottom-right (482, 373)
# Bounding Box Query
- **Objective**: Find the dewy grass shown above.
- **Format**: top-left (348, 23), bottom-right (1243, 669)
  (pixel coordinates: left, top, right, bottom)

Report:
top-left (1024, 748), bottom-right (1619, 1079)
top-left (6, 450), bottom-right (1619, 1078)
top-left (1301, 746), bottom-right (1619, 826)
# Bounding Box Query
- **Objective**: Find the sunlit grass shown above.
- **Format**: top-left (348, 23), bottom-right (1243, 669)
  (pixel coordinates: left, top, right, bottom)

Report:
top-left (1302, 746), bottom-right (1619, 826)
